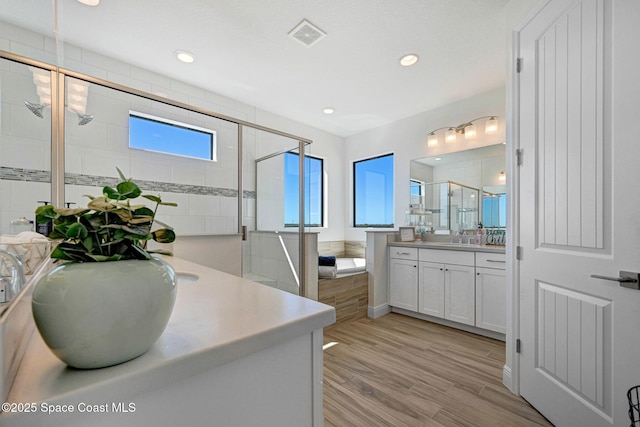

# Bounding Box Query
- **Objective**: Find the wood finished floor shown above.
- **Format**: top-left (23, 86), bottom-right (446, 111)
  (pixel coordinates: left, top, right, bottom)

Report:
top-left (323, 313), bottom-right (553, 427)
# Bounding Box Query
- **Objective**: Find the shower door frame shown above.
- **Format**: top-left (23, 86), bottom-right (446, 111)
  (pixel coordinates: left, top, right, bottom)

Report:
top-left (0, 49), bottom-right (313, 297)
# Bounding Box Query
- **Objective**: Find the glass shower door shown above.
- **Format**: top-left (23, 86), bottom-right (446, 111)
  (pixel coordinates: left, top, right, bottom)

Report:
top-left (242, 127), bottom-right (311, 297)
top-left (0, 58), bottom-right (52, 236)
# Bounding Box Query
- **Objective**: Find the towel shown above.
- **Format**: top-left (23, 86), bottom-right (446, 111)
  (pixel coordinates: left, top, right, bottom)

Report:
top-left (319, 255), bottom-right (336, 266)
top-left (318, 265), bottom-right (337, 279)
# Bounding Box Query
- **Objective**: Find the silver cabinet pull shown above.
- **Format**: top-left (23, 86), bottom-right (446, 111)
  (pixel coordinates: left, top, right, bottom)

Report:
top-left (486, 259), bottom-right (506, 263)
top-left (398, 252), bottom-right (411, 255)
top-left (590, 271), bottom-right (640, 290)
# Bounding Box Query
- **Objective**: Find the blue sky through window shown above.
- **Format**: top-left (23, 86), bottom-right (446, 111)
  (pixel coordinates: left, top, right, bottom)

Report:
top-left (129, 112), bottom-right (215, 160)
top-left (284, 152), bottom-right (323, 227)
top-left (354, 154), bottom-right (394, 227)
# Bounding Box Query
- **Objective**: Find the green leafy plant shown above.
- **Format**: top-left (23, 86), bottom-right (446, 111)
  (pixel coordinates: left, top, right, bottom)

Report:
top-left (36, 168), bottom-right (177, 262)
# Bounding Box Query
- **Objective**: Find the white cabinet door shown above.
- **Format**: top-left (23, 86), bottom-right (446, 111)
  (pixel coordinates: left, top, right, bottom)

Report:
top-left (418, 261), bottom-right (445, 318)
top-left (389, 258), bottom-right (418, 311)
top-left (444, 264), bottom-right (475, 326)
top-left (475, 267), bottom-right (506, 333)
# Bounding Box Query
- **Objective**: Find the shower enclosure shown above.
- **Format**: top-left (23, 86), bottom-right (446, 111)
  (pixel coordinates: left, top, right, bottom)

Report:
top-left (407, 180), bottom-right (479, 233)
top-left (0, 49), bottom-right (314, 297)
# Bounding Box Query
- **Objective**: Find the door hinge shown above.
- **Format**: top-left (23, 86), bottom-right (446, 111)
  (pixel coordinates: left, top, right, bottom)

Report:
top-left (516, 148), bottom-right (523, 166)
top-left (516, 57), bottom-right (523, 73)
top-left (516, 339), bottom-right (522, 353)
top-left (516, 246), bottom-right (523, 260)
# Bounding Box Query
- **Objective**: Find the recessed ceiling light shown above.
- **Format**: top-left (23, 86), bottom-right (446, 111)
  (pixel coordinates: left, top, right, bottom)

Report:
top-left (400, 53), bottom-right (419, 67)
top-left (323, 107), bottom-right (335, 115)
top-left (77, 0), bottom-right (100, 5)
top-left (175, 50), bottom-right (195, 63)
top-left (435, 157), bottom-right (442, 161)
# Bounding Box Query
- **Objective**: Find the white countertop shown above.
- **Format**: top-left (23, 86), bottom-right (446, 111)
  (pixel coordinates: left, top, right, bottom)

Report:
top-left (2, 257), bottom-right (335, 418)
top-left (389, 240), bottom-right (506, 254)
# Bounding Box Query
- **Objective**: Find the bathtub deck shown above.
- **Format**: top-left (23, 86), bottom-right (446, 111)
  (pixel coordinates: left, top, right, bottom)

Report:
top-left (319, 272), bottom-right (368, 323)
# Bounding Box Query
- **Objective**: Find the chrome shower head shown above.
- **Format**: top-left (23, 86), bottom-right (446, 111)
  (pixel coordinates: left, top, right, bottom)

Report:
top-left (24, 100), bottom-right (45, 118)
top-left (77, 113), bottom-right (94, 126)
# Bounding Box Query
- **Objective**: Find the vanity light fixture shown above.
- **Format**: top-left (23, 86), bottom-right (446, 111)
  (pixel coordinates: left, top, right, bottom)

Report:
top-left (399, 53), bottom-right (419, 67)
top-left (322, 107), bottom-right (335, 115)
top-left (426, 116), bottom-right (499, 146)
top-left (499, 170), bottom-right (506, 182)
top-left (175, 50), bottom-right (195, 63)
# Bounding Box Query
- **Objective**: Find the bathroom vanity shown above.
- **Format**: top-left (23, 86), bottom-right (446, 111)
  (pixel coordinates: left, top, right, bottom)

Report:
top-left (388, 241), bottom-right (506, 339)
top-left (0, 257), bottom-right (335, 427)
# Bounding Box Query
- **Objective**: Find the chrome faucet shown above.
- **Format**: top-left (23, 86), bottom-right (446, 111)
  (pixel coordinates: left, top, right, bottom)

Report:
top-left (0, 250), bottom-right (26, 303)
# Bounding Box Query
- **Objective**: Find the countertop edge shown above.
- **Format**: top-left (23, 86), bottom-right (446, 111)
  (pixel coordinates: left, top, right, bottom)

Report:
top-left (388, 241), bottom-right (506, 254)
top-left (2, 257), bottom-right (336, 416)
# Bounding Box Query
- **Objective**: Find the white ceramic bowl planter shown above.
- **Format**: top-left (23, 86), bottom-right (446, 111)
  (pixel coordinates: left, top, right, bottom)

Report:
top-left (32, 257), bottom-right (177, 369)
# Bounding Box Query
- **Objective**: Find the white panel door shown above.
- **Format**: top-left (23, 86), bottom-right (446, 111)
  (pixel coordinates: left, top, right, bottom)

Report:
top-left (518, 0), bottom-right (640, 425)
top-left (418, 261), bottom-right (445, 318)
top-left (476, 267), bottom-right (506, 333)
top-left (389, 258), bottom-right (418, 311)
top-left (444, 264), bottom-right (475, 326)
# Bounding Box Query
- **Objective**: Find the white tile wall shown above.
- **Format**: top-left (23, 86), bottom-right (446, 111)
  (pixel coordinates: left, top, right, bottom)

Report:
top-left (0, 181), bottom-right (49, 235)
top-left (0, 19), bottom-right (342, 243)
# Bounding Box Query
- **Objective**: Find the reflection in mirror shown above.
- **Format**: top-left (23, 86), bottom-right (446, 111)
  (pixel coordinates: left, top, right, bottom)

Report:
top-left (410, 144), bottom-right (505, 232)
top-left (483, 192), bottom-right (506, 228)
top-left (406, 181), bottom-right (479, 234)
top-left (0, 58), bottom-right (52, 235)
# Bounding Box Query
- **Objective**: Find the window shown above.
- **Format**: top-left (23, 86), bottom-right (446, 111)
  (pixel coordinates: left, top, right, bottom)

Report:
top-left (353, 154), bottom-right (394, 228)
top-left (410, 179), bottom-right (423, 205)
top-left (284, 152), bottom-right (324, 227)
top-left (482, 193), bottom-right (507, 228)
top-left (129, 111), bottom-right (216, 161)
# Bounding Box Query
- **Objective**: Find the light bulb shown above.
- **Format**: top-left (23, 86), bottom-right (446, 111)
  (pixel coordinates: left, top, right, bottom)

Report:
top-left (445, 128), bottom-right (456, 143)
top-left (485, 117), bottom-right (498, 134)
top-left (464, 123), bottom-right (477, 139)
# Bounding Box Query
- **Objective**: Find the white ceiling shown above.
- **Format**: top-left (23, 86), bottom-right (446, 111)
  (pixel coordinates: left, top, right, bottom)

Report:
top-left (0, 0), bottom-right (509, 137)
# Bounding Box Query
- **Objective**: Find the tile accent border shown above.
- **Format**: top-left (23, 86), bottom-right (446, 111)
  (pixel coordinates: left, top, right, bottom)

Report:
top-left (0, 167), bottom-right (50, 183)
top-left (0, 167), bottom-right (255, 199)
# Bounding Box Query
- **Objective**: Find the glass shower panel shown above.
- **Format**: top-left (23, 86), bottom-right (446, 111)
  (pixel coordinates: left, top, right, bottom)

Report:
top-left (0, 59), bottom-right (52, 235)
top-left (461, 186), bottom-right (479, 230)
top-left (246, 128), bottom-right (307, 296)
top-left (422, 181), bottom-right (449, 232)
top-left (63, 76), bottom-right (239, 243)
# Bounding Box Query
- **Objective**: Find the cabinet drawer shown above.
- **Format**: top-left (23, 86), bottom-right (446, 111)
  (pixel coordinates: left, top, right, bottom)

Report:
top-left (475, 252), bottom-right (506, 269)
top-left (389, 246), bottom-right (418, 260)
top-left (418, 249), bottom-right (474, 266)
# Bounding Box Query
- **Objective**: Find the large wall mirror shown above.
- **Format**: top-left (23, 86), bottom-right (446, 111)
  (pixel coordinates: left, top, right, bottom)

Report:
top-left (410, 143), bottom-right (506, 231)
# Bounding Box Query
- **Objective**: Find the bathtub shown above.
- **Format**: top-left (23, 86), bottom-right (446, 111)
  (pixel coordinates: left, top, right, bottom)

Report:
top-left (335, 257), bottom-right (366, 275)
top-left (318, 258), bottom-right (368, 323)
top-left (318, 257), bottom-right (366, 279)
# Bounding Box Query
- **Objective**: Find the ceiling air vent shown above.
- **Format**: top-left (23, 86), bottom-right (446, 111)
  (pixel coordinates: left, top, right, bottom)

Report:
top-left (288, 19), bottom-right (326, 47)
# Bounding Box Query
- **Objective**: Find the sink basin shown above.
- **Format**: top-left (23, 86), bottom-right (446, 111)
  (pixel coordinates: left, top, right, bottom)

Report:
top-left (176, 272), bottom-right (199, 285)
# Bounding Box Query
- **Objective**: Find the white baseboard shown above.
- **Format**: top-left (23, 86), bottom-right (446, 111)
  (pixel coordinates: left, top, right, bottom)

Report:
top-left (390, 307), bottom-right (506, 341)
top-left (368, 304), bottom-right (391, 319)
